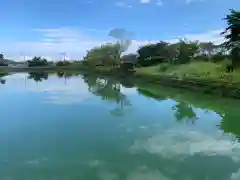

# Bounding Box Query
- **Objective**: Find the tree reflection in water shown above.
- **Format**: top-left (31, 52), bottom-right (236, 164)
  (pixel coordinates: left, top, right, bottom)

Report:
top-left (172, 102), bottom-right (197, 124)
top-left (28, 72), bottom-right (49, 82)
top-left (83, 74), bottom-right (132, 117)
top-left (0, 73), bottom-right (8, 84)
top-left (0, 79), bottom-right (6, 84)
top-left (56, 71), bottom-right (81, 84)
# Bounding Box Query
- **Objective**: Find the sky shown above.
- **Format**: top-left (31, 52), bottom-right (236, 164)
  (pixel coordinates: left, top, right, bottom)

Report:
top-left (0, 0), bottom-right (239, 61)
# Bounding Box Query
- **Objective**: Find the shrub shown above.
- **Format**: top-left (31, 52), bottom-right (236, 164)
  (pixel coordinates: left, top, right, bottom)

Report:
top-left (221, 59), bottom-right (233, 72)
top-left (56, 61), bottom-right (71, 66)
top-left (159, 63), bottom-right (170, 72)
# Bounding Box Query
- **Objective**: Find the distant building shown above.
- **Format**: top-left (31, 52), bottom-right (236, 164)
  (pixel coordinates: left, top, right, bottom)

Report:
top-left (8, 62), bottom-right (28, 68)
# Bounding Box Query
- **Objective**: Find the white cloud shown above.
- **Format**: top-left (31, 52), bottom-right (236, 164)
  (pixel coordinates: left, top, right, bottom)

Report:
top-left (182, 29), bottom-right (224, 44)
top-left (185, 0), bottom-right (204, 4)
top-left (116, 1), bottom-right (133, 8)
top-left (0, 28), bottom-right (225, 61)
top-left (140, 0), bottom-right (151, 3)
top-left (130, 127), bottom-right (240, 161)
top-left (126, 169), bottom-right (171, 180)
top-left (232, 169), bottom-right (240, 180)
top-left (4, 74), bottom-right (93, 105)
top-left (156, 0), bottom-right (163, 6)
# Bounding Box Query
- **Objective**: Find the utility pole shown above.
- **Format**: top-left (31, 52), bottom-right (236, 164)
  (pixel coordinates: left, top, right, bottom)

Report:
top-left (60, 52), bottom-right (66, 61)
top-left (20, 52), bottom-right (26, 62)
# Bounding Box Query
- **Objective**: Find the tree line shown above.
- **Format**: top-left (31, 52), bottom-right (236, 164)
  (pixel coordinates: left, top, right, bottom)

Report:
top-left (83, 9), bottom-right (239, 71)
top-left (0, 9), bottom-right (239, 70)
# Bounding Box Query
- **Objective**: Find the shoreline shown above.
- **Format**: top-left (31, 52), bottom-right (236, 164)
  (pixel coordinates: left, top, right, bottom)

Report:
top-left (1, 66), bottom-right (240, 99)
top-left (134, 72), bottom-right (240, 99)
top-left (0, 66), bottom-right (85, 72)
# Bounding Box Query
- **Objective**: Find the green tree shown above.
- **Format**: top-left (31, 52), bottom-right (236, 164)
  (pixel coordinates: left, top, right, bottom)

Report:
top-left (0, 54), bottom-right (4, 60)
top-left (56, 60), bottom-right (71, 66)
top-left (0, 79), bottom-right (6, 84)
top-left (120, 53), bottom-right (138, 70)
top-left (221, 9), bottom-right (240, 67)
top-left (121, 53), bottom-right (138, 63)
top-left (84, 43), bottom-right (124, 67)
top-left (83, 75), bottom-right (131, 116)
top-left (197, 42), bottom-right (217, 60)
top-left (28, 72), bottom-right (49, 82)
top-left (137, 41), bottom-right (169, 66)
top-left (174, 39), bottom-right (200, 64)
top-left (0, 53), bottom-right (7, 66)
top-left (137, 40), bottom-right (199, 66)
top-left (172, 102), bottom-right (197, 124)
top-left (27, 56), bottom-right (48, 67)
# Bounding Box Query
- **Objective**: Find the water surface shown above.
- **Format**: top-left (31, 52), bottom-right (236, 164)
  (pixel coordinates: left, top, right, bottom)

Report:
top-left (1, 72), bottom-right (240, 180)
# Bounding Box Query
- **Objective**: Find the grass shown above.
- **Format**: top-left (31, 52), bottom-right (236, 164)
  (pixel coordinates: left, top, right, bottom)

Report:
top-left (136, 61), bottom-right (240, 83)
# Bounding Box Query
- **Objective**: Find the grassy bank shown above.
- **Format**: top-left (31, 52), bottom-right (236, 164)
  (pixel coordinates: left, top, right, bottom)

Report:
top-left (2, 61), bottom-right (240, 99)
top-left (134, 62), bottom-right (240, 99)
top-left (136, 61), bottom-right (240, 83)
top-left (135, 81), bottom-right (240, 136)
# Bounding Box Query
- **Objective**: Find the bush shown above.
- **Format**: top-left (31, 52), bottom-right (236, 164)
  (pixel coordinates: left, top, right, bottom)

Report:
top-left (56, 61), bottom-right (71, 66)
top-left (159, 63), bottom-right (170, 72)
top-left (221, 59), bottom-right (234, 72)
top-left (0, 62), bottom-right (8, 66)
top-left (27, 56), bottom-right (48, 67)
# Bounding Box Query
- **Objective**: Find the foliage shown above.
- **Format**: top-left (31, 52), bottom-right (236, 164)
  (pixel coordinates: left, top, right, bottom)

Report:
top-left (0, 63), bottom-right (8, 66)
top-left (172, 102), bottom-right (197, 124)
top-left (121, 53), bottom-right (138, 63)
top-left (0, 54), bottom-right (4, 60)
top-left (221, 9), bottom-right (240, 66)
top-left (136, 61), bottom-right (240, 83)
top-left (0, 79), bottom-right (6, 84)
top-left (82, 75), bottom-right (131, 116)
top-left (56, 60), bottom-right (71, 66)
top-left (137, 41), bottom-right (168, 66)
top-left (0, 53), bottom-right (8, 66)
top-left (28, 72), bottom-right (49, 82)
top-left (56, 71), bottom-right (80, 78)
top-left (159, 63), bottom-right (170, 72)
top-left (27, 56), bottom-right (48, 67)
top-left (84, 43), bottom-right (127, 67)
top-left (136, 40), bottom-right (201, 66)
top-left (174, 39), bottom-right (200, 64)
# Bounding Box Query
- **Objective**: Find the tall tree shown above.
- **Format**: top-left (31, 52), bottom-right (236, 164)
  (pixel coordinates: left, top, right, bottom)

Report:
top-left (0, 54), bottom-right (4, 60)
top-left (174, 39), bottom-right (200, 64)
top-left (137, 41), bottom-right (169, 66)
top-left (199, 42), bottom-right (216, 57)
top-left (84, 43), bottom-right (124, 67)
top-left (27, 56), bottom-right (48, 67)
top-left (221, 9), bottom-right (240, 67)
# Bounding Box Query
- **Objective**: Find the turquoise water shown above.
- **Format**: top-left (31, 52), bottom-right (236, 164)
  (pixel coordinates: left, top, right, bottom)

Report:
top-left (1, 72), bottom-right (240, 180)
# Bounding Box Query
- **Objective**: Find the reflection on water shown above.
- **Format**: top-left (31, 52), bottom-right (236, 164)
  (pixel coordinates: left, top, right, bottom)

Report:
top-left (28, 72), bottom-right (49, 82)
top-left (1, 72), bottom-right (240, 179)
top-left (172, 102), bottom-right (197, 124)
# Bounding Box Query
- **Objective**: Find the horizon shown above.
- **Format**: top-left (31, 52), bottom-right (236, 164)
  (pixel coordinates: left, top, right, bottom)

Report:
top-left (1, 0), bottom-right (239, 61)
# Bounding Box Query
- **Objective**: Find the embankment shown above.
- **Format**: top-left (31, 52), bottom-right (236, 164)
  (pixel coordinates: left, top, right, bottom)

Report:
top-left (134, 73), bottom-right (240, 99)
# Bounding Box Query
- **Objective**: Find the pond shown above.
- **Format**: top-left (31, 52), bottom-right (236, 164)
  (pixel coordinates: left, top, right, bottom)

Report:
top-left (1, 72), bottom-right (240, 180)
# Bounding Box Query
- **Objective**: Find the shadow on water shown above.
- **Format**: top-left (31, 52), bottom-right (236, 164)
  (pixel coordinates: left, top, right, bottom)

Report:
top-left (135, 80), bottom-right (240, 137)
top-left (172, 102), bottom-right (197, 124)
top-left (0, 72), bottom-right (8, 84)
top-left (2, 72), bottom-right (240, 180)
top-left (28, 72), bottom-right (49, 82)
top-left (23, 72), bottom-right (240, 138)
top-left (82, 74), bottom-right (133, 117)
top-left (56, 71), bottom-right (81, 78)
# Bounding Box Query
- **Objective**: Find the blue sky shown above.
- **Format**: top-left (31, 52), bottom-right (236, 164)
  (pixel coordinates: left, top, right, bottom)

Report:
top-left (0, 0), bottom-right (239, 60)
